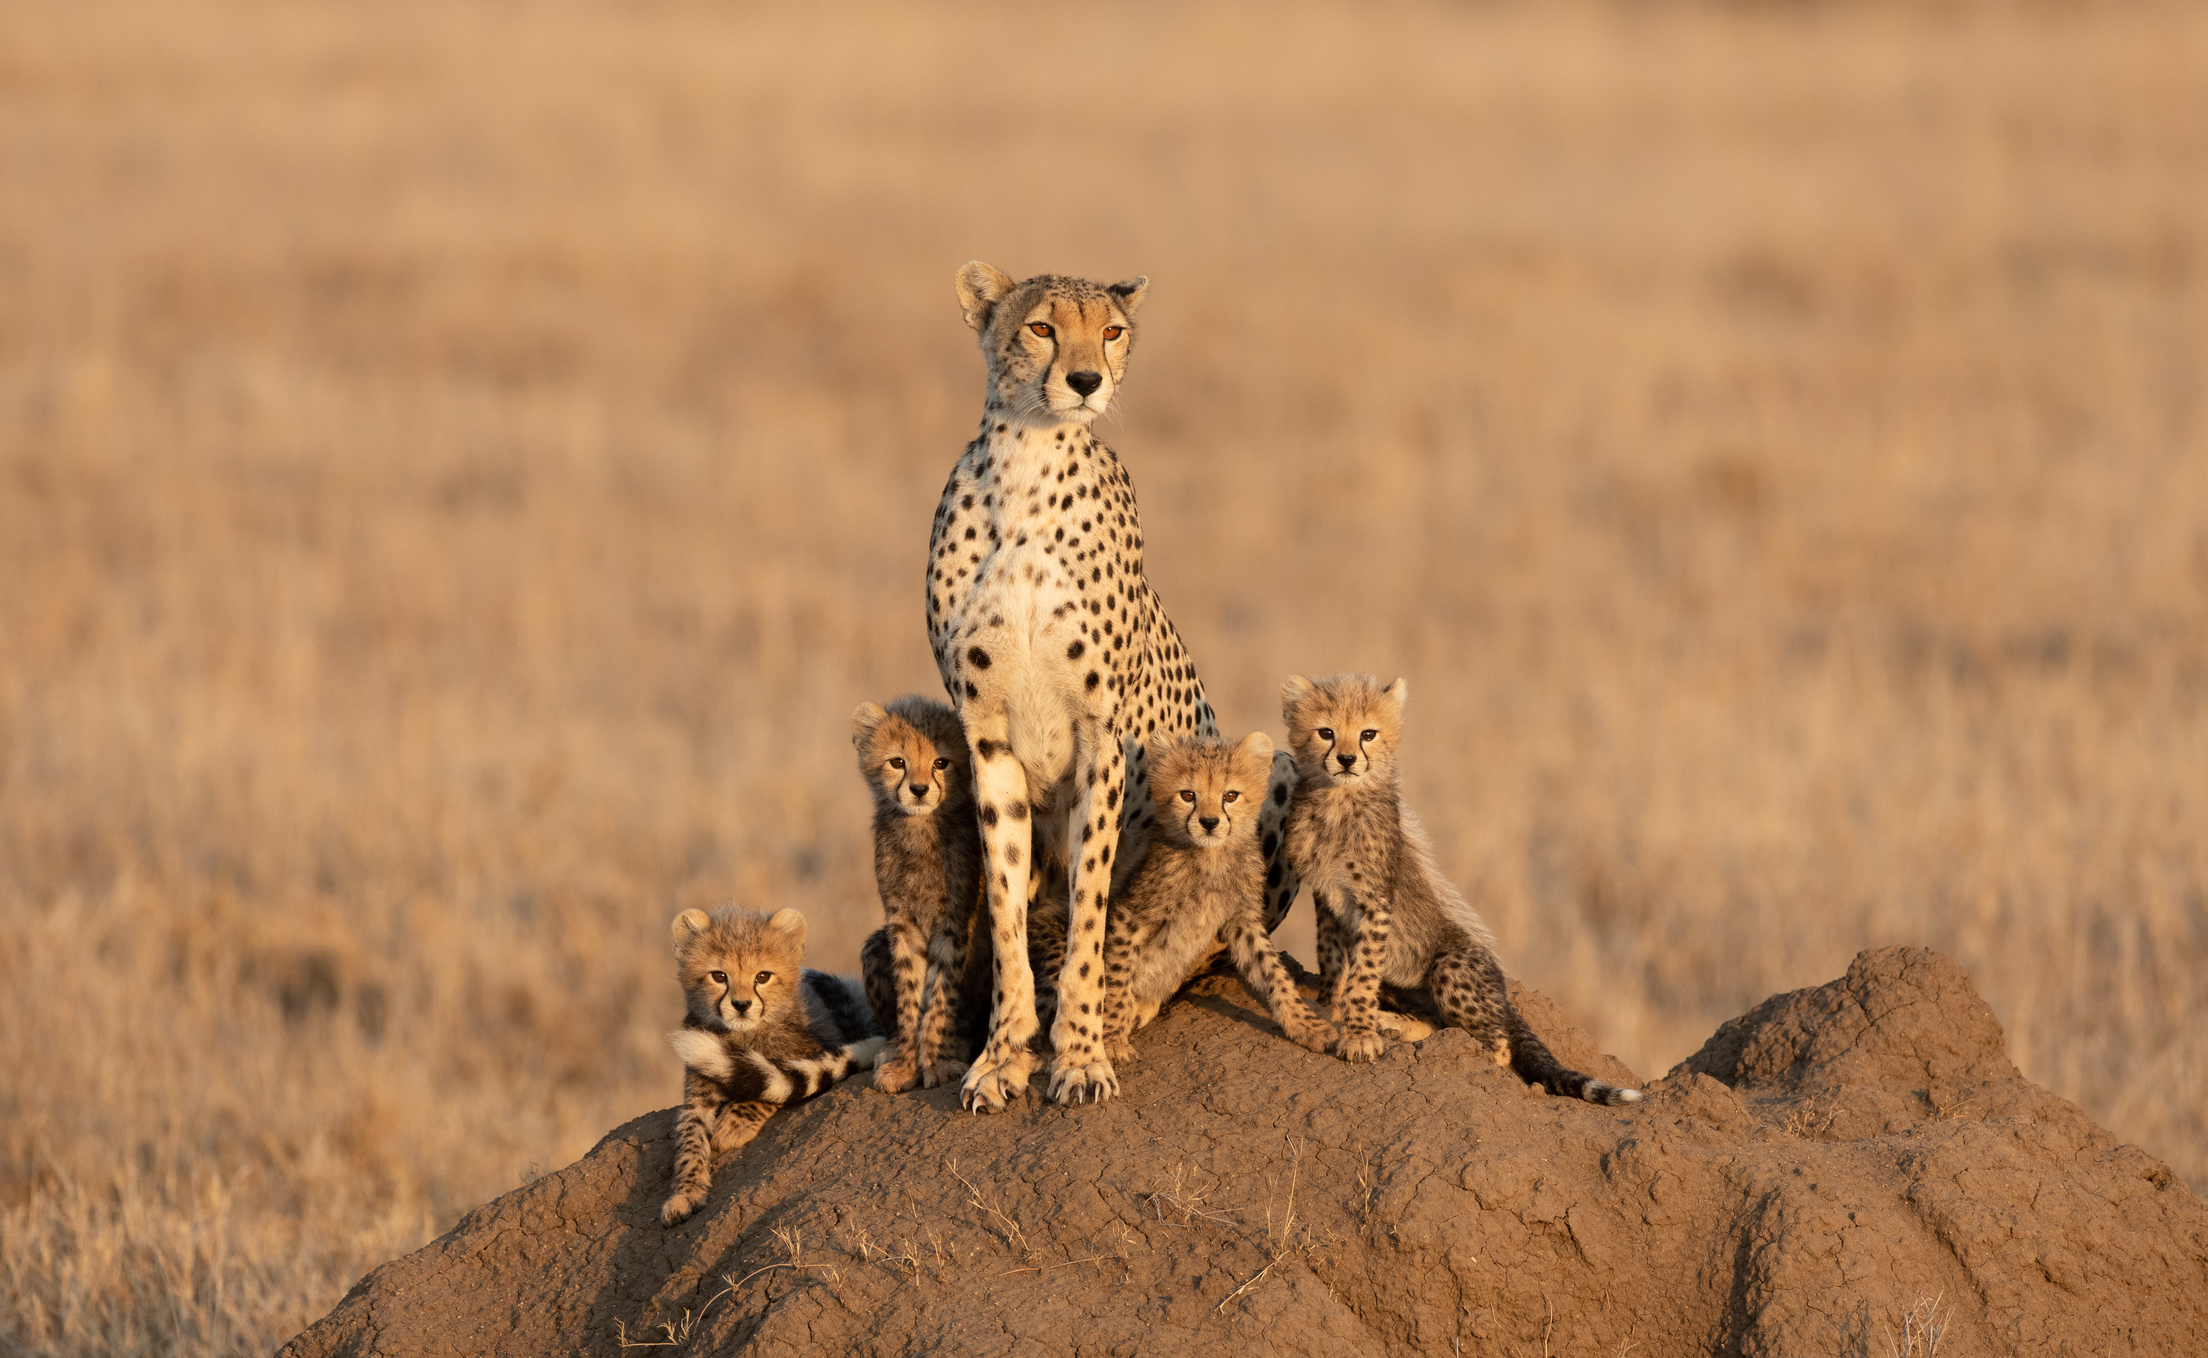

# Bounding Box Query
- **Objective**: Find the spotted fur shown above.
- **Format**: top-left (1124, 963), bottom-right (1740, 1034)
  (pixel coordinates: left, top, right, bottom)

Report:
top-left (1280, 674), bottom-right (1639, 1105)
top-left (660, 907), bottom-right (885, 1227)
top-left (851, 697), bottom-right (994, 1094)
top-left (928, 263), bottom-right (1298, 1111)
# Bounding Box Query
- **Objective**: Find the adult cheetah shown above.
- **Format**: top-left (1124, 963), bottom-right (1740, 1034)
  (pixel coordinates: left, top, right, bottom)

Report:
top-left (928, 262), bottom-right (1297, 1110)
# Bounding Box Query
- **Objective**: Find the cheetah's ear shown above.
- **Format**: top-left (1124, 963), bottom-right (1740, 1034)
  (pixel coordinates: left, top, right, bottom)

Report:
top-left (1384, 678), bottom-right (1409, 710)
top-left (1281, 674), bottom-right (1317, 722)
top-left (766, 907), bottom-right (807, 949)
top-left (671, 909), bottom-right (712, 950)
top-left (851, 701), bottom-right (888, 748)
top-left (956, 261), bottom-right (1016, 332)
top-left (1107, 276), bottom-right (1148, 316)
top-left (1236, 731), bottom-right (1275, 761)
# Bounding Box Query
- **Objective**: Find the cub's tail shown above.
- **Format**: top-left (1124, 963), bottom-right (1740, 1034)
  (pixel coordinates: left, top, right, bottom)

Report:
top-left (669, 1031), bottom-right (887, 1105)
top-left (1506, 1007), bottom-right (1641, 1106)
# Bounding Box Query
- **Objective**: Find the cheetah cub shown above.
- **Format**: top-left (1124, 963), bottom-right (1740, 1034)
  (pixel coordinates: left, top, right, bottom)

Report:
top-left (1281, 674), bottom-right (1639, 1105)
top-left (1094, 733), bottom-right (1337, 1061)
top-left (851, 696), bottom-right (993, 1094)
top-left (660, 906), bottom-right (885, 1227)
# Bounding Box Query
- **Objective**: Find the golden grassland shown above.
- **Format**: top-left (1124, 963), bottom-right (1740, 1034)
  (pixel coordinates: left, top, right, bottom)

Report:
top-left (3, 1), bottom-right (2204, 1351)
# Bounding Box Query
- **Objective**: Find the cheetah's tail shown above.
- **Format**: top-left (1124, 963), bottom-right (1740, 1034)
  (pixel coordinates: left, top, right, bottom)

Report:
top-left (1505, 1006), bottom-right (1642, 1106)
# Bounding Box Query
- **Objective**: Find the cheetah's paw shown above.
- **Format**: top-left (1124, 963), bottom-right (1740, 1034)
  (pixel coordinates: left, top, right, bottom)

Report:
top-left (1047, 1056), bottom-right (1120, 1106)
top-left (1337, 1026), bottom-right (1388, 1063)
top-left (919, 1058), bottom-right (969, 1089)
top-left (872, 1052), bottom-right (918, 1094)
top-left (1289, 1020), bottom-right (1340, 1055)
top-left (660, 1189), bottom-right (705, 1228)
top-left (959, 1048), bottom-right (1036, 1114)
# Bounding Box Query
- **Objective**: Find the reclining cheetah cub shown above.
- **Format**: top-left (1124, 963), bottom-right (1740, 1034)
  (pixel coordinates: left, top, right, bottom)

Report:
top-left (660, 906), bottom-right (885, 1226)
top-left (1099, 733), bottom-right (1336, 1060)
top-left (1281, 674), bottom-right (1639, 1105)
top-left (851, 696), bottom-right (993, 1093)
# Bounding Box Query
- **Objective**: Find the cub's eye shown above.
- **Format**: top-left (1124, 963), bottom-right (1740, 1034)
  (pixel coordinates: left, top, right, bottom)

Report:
top-left (1316, 728), bottom-right (1335, 742)
top-left (1028, 322), bottom-right (1054, 338)
top-left (754, 971), bottom-right (773, 987)
top-left (1102, 325), bottom-right (1124, 340)
top-left (1222, 790), bottom-right (1240, 802)
top-left (708, 970), bottom-right (727, 985)
top-left (933, 757), bottom-right (950, 770)
top-left (1178, 789), bottom-right (1197, 803)
top-left (888, 757), bottom-right (906, 770)
top-left (1361, 729), bottom-right (1378, 743)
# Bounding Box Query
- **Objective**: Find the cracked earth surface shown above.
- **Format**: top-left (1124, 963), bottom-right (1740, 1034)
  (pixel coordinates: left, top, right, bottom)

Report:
top-left (279, 947), bottom-right (2206, 1356)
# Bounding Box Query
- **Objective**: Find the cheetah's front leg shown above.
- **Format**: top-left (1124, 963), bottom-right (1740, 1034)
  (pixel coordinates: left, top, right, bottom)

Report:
top-left (870, 915), bottom-right (927, 1094)
top-left (1046, 716), bottom-right (1125, 1105)
top-left (960, 715), bottom-right (1040, 1113)
top-left (1257, 750), bottom-right (1301, 932)
top-left (1330, 888), bottom-right (1394, 1063)
top-left (914, 912), bottom-right (972, 1088)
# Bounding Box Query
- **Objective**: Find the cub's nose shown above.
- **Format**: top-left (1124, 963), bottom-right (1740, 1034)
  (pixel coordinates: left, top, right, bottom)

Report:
top-left (908, 782), bottom-right (930, 799)
top-left (731, 999), bottom-right (751, 1015)
top-left (1335, 753), bottom-right (1358, 771)
top-left (1199, 816), bottom-right (1220, 833)
top-left (1066, 370), bottom-right (1102, 397)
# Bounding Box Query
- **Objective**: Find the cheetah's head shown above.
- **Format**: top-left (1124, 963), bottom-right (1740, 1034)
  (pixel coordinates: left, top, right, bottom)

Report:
top-left (956, 262), bottom-right (1146, 425)
top-left (671, 906), bottom-right (807, 1035)
top-left (1281, 674), bottom-right (1408, 787)
top-left (852, 695), bottom-right (969, 816)
top-left (1148, 732), bottom-right (1274, 850)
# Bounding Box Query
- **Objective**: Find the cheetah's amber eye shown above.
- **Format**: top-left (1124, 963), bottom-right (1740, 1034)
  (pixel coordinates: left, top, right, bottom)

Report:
top-left (933, 757), bottom-right (950, 770)
top-left (1029, 322), bottom-right (1054, 338)
top-left (1178, 789), bottom-right (1197, 803)
top-left (1316, 728), bottom-right (1335, 742)
top-left (1222, 790), bottom-right (1240, 803)
top-left (1102, 326), bottom-right (1124, 340)
top-left (888, 757), bottom-right (906, 770)
top-left (754, 971), bottom-right (773, 987)
top-left (1361, 729), bottom-right (1378, 743)
top-left (708, 970), bottom-right (727, 985)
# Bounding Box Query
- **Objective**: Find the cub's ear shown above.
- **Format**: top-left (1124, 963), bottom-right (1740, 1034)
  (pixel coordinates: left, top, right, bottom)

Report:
top-left (671, 909), bottom-right (712, 950)
top-left (1384, 678), bottom-right (1409, 709)
top-left (851, 701), bottom-right (888, 748)
top-left (956, 261), bottom-right (1016, 332)
top-left (1107, 275), bottom-right (1149, 316)
top-left (766, 908), bottom-right (807, 949)
top-left (1281, 674), bottom-right (1317, 721)
top-left (1236, 731), bottom-right (1275, 761)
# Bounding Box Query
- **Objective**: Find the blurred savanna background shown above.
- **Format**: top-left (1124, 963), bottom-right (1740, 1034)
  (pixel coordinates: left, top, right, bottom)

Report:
top-left (4, 0), bottom-right (2205, 1351)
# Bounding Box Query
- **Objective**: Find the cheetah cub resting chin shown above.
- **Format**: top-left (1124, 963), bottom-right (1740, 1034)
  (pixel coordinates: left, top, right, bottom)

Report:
top-left (851, 696), bottom-right (994, 1094)
top-left (659, 907), bottom-right (885, 1227)
top-left (1281, 674), bottom-right (1639, 1105)
top-left (1096, 733), bottom-right (1337, 1061)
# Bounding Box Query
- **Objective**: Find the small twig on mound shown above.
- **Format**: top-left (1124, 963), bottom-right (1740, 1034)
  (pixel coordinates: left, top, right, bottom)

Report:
top-left (729, 1227), bottom-right (842, 1290)
top-left (998, 1252), bottom-right (1120, 1278)
top-left (946, 1161), bottom-right (1030, 1259)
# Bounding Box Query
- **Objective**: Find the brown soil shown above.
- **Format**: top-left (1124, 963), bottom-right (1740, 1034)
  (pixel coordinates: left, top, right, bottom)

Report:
top-left (278, 947), bottom-right (2207, 1356)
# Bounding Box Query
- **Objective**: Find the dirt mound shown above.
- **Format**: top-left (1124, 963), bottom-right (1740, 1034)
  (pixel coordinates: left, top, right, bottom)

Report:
top-left (278, 948), bottom-right (2206, 1356)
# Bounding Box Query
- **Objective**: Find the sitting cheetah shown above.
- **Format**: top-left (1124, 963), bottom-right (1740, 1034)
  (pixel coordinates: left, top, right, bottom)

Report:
top-left (660, 906), bottom-right (885, 1226)
top-left (850, 696), bottom-right (992, 1093)
top-left (1098, 733), bottom-right (1337, 1060)
top-left (1281, 673), bottom-right (1639, 1104)
top-left (927, 262), bottom-right (1298, 1110)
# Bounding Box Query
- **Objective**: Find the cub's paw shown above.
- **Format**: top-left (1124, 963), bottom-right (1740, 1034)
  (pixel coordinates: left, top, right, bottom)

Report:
top-left (1337, 1026), bottom-right (1387, 1063)
top-left (1376, 1013), bottom-right (1436, 1043)
top-left (660, 1188), bottom-right (705, 1228)
top-left (1288, 1020), bottom-right (1340, 1055)
top-left (960, 1048), bottom-right (1037, 1114)
top-left (872, 1053), bottom-right (918, 1094)
top-left (1047, 1056), bottom-right (1120, 1106)
top-left (920, 1057), bottom-right (970, 1089)
top-left (1104, 1035), bottom-right (1137, 1066)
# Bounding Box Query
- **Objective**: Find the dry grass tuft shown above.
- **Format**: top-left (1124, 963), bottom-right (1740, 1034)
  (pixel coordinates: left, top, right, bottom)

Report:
top-left (3, 1), bottom-right (2205, 1352)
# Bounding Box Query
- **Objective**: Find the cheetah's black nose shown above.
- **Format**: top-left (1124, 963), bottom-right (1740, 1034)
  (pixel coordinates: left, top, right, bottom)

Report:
top-left (1200, 816), bottom-right (1220, 833)
top-left (1336, 753), bottom-right (1357, 771)
top-left (1066, 370), bottom-right (1102, 397)
top-left (908, 783), bottom-right (930, 799)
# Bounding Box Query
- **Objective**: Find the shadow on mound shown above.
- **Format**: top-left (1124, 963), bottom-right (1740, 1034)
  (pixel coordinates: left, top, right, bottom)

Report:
top-left (279, 947), bottom-right (2208, 1357)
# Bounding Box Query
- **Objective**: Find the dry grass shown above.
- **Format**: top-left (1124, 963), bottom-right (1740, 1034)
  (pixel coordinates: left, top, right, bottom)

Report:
top-left (2, 1), bottom-right (2203, 1352)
